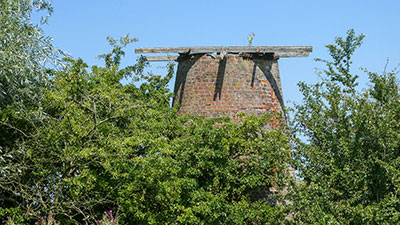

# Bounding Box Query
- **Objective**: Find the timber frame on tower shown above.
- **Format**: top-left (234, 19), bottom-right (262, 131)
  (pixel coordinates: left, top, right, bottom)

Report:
top-left (135, 46), bottom-right (313, 61)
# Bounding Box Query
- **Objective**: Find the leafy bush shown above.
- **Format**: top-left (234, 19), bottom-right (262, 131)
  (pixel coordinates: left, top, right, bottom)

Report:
top-left (289, 29), bottom-right (400, 224)
top-left (1, 31), bottom-right (291, 223)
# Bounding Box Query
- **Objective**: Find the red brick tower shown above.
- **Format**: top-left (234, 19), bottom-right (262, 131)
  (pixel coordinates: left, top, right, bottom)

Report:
top-left (135, 46), bottom-right (312, 121)
top-left (173, 54), bottom-right (284, 122)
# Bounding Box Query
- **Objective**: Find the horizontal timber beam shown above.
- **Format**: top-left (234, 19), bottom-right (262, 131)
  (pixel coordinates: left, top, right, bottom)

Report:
top-left (143, 51), bottom-right (310, 62)
top-left (135, 46), bottom-right (312, 57)
top-left (144, 56), bottom-right (179, 62)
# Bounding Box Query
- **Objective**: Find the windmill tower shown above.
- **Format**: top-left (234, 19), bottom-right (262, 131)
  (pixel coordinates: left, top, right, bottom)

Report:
top-left (136, 45), bottom-right (312, 202)
top-left (135, 46), bottom-right (312, 123)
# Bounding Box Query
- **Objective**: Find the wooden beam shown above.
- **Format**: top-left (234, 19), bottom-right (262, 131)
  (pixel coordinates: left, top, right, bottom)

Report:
top-left (135, 46), bottom-right (312, 56)
top-left (275, 51), bottom-right (310, 58)
top-left (143, 51), bottom-right (310, 62)
top-left (144, 56), bottom-right (179, 62)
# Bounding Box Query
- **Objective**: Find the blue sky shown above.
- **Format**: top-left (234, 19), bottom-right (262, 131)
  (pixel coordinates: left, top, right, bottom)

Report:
top-left (43, 0), bottom-right (400, 106)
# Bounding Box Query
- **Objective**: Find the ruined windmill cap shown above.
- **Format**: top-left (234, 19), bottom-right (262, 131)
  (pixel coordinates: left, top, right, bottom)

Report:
top-left (135, 46), bottom-right (312, 124)
top-left (135, 46), bottom-right (312, 61)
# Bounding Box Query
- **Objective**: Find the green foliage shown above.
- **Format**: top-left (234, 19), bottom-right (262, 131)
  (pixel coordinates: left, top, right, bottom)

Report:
top-left (289, 30), bottom-right (400, 224)
top-left (93, 210), bottom-right (120, 225)
top-left (0, 0), bottom-right (62, 109)
top-left (97, 35), bottom-right (139, 68)
top-left (315, 29), bottom-right (365, 89)
top-left (115, 113), bottom-right (291, 224)
top-left (7, 2), bottom-right (396, 224)
top-left (0, 1), bottom-right (63, 222)
top-left (1, 29), bottom-right (291, 223)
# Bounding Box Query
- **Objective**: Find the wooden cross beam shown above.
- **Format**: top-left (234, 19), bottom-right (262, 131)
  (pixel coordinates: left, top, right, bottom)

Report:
top-left (135, 46), bottom-right (312, 61)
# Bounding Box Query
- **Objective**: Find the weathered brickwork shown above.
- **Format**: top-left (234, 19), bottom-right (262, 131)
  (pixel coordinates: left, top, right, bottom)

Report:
top-left (172, 54), bottom-right (290, 202)
top-left (173, 54), bottom-right (284, 121)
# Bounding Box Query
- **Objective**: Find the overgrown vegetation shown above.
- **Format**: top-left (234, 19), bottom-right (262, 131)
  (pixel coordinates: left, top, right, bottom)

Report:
top-left (289, 29), bottom-right (400, 224)
top-left (1, 1), bottom-right (290, 224)
top-left (1, 1), bottom-right (399, 224)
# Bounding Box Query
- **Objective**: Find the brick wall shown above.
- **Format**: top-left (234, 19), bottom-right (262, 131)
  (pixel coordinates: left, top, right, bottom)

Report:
top-left (173, 54), bottom-right (284, 122)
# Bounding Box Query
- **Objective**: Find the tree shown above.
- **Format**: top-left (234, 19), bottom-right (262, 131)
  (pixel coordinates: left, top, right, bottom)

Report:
top-left (0, 0), bottom-right (62, 108)
top-left (0, 0), bottom-right (63, 222)
top-left (2, 33), bottom-right (292, 224)
top-left (289, 29), bottom-right (400, 224)
top-left (114, 113), bottom-right (291, 224)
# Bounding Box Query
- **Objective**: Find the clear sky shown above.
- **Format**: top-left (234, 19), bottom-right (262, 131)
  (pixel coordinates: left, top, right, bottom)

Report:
top-left (42, 0), bottom-right (400, 107)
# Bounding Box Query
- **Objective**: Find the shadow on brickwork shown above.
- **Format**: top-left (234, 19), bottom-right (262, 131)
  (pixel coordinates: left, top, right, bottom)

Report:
top-left (213, 58), bottom-right (227, 101)
top-left (173, 54), bottom-right (203, 106)
top-left (255, 60), bottom-right (284, 109)
top-left (251, 63), bottom-right (257, 87)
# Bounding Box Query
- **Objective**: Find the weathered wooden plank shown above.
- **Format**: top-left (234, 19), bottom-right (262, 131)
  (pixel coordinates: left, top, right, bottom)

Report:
top-left (275, 51), bottom-right (310, 58)
top-left (135, 46), bottom-right (312, 55)
top-left (143, 52), bottom-right (310, 62)
top-left (144, 56), bottom-right (179, 62)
